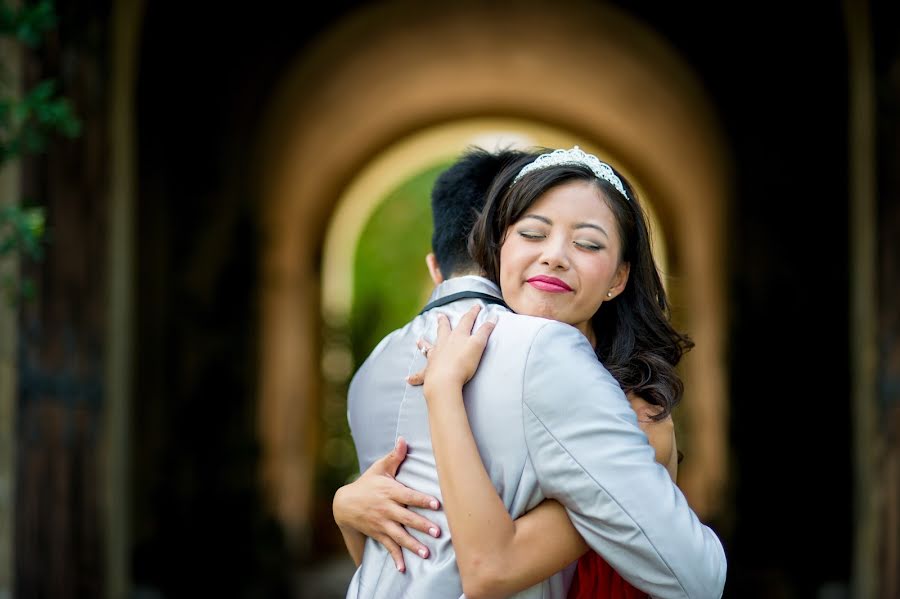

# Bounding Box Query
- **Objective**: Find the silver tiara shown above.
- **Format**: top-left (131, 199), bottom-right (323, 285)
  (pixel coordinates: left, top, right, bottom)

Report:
top-left (512, 146), bottom-right (629, 200)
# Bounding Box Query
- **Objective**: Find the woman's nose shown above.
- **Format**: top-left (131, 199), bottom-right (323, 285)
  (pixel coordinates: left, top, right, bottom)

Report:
top-left (539, 237), bottom-right (570, 270)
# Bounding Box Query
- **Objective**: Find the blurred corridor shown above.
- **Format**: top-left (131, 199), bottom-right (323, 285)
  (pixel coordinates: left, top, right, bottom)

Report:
top-left (0, 1), bottom-right (897, 598)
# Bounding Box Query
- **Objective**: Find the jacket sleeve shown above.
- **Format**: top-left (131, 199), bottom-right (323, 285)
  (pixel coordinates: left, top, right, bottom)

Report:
top-left (522, 321), bottom-right (727, 599)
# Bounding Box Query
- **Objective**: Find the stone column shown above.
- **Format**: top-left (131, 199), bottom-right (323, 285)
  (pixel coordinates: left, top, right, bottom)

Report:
top-left (846, 1), bottom-right (878, 598)
top-left (103, 1), bottom-right (143, 597)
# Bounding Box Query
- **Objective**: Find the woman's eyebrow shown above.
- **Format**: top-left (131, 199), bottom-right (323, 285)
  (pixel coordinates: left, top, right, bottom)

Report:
top-left (521, 213), bottom-right (551, 225)
top-left (522, 214), bottom-right (609, 238)
top-left (574, 222), bottom-right (608, 237)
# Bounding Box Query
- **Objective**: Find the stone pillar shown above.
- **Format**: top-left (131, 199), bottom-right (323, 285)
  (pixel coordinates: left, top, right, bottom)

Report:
top-left (103, 1), bottom-right (143, 597)
top-left (846, 1), bottom-right (878, 598)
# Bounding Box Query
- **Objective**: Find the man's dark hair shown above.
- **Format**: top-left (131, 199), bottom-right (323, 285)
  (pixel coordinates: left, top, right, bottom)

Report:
top-left (430, 146), bottom-right (534, 277)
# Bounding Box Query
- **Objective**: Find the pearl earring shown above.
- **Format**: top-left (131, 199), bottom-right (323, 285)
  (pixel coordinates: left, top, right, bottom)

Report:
top-left (606, 291), bottom-right (613, 298)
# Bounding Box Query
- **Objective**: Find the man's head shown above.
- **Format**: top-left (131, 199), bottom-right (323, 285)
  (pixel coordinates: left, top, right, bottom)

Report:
top-left (428, 146), bottom-right (534, 283)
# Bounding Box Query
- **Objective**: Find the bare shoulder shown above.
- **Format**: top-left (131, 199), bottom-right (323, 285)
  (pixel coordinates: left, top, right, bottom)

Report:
top-left (626, 393), bottom-right (674, 430)
top-left (626, 393), bottom-right (676, 477)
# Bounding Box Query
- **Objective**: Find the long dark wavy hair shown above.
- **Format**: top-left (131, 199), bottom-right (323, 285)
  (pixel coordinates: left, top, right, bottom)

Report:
top-left (469, 150), bottom-right (694, 418)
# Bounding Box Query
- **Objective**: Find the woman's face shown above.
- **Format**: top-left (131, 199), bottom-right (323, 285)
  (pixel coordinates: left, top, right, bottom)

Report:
top-left (499, 179), bottom-right (630, 340)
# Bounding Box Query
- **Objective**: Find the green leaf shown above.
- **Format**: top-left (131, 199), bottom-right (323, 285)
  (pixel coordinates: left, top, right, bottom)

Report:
top-left (0, 0), bottom-right (67, 304)
top-left (0, 0), bottom-right (57, 47)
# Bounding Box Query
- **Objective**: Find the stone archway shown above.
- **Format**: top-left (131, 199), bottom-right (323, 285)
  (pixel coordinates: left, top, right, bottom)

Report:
top-left (255, 0), bottom-right (731, 550)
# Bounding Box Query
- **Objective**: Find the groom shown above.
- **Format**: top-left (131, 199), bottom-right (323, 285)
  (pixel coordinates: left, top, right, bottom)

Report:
top-left (341, 147), bottom-right (726, 598)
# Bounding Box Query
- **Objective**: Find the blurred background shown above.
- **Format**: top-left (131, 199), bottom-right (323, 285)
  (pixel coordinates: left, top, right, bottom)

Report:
top-left (0, 0), bottom-right (897, 598)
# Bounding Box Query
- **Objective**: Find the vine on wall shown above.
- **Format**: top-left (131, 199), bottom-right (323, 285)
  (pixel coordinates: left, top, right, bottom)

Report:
top-left (0, 0), bottom-right (79, 303)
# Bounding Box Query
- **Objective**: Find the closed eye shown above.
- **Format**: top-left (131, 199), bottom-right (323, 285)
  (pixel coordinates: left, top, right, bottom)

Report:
top-left (518, 230), bottom-right (545, 240)
top-left (574, 240), bottom-right (603, 251)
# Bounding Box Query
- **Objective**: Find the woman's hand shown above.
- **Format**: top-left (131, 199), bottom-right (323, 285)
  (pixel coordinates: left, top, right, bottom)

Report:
top-left (333, 437), bottom-right (442, 572)
top-left (407, 305), bottom-right (497, 397)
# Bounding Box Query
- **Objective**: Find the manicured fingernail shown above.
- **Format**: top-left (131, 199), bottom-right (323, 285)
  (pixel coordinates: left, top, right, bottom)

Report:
top-left (397, 562), bottom-right (404, 572)
top-left (429, 527), bottom-right (439, 537)
top-left (429, 499), bottom-right (439, 509)
top-left (418, 548), bottom-right (428, 558)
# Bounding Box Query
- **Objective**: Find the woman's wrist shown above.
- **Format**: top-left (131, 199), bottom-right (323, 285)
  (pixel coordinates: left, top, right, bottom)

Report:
top-left (423, 371), bottom-right (467, 400)
top-left (332, 484), bottom-right (354, 529)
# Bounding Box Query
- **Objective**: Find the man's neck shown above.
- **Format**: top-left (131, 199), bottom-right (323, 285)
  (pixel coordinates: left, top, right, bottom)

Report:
top-left (445, 269), bottom-right (485, 279)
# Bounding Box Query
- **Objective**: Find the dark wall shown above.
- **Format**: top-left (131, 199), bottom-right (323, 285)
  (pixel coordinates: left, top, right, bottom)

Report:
top-left (133, 2), bottom-right (365, 598)
top-left (610, 2), bottom-right (853, 597)
top-left (135, 5), bottom-right (281, 599)
top-left (874, 0), bottom-right (900, 592)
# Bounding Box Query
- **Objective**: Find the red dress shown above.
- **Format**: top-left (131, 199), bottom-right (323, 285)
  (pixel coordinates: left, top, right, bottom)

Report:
top-left (567, 551), bottom-right (650, 599)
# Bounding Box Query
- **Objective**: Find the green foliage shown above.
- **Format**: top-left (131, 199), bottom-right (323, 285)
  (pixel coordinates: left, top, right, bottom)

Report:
top-left (0, 204), bottom-right (43, 302)
top-left (350, 162), bottom-right (451, 366)
top-left (0, 204), bottom-right (43, 257)
top-left (0, 0), bottom-right (55, 48)
top-left (0, 0), bottom-right (79, 304)
top-left (316, 160), bottom-right (452, 495)
top-left (0, 78), bottom-right (81, 166)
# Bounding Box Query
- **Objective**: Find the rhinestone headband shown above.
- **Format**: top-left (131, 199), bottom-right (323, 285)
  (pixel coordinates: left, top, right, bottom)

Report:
top-left (512, 146), bottom-right (629, 200)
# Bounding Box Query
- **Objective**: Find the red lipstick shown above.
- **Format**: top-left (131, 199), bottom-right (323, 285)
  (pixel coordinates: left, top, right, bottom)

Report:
top-left (526, 275), bottom-right (573, 293)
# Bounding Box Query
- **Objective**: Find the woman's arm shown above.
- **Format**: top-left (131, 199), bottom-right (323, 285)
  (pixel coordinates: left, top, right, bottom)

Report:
top-left (412, 306), bottom-right (678, 599)
top-left (423, 371), bottom-right (586, 598)
top-left (333, 397), bottom-right (678, 591)
top-left (335, 515), bottom-right (367, 567)
top-left (332, 437), bottom-right (443, 571)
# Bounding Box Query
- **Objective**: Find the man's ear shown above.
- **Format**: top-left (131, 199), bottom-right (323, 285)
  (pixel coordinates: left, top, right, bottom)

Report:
top-left (426, 253), bottom-right (444, 285)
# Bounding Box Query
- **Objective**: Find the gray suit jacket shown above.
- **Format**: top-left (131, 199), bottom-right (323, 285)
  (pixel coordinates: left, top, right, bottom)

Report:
top-left (346, 276), bottom-right (726, 599)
